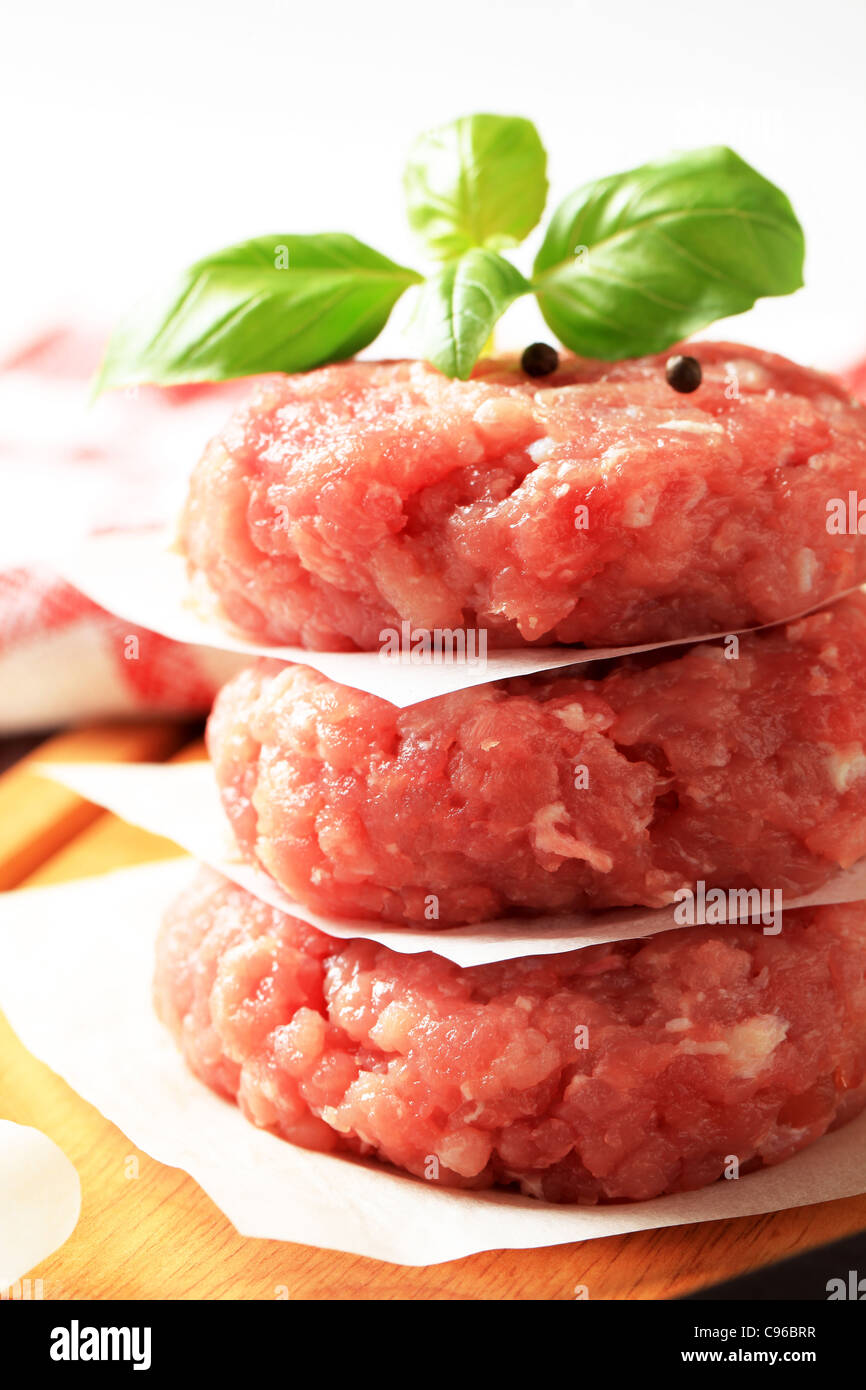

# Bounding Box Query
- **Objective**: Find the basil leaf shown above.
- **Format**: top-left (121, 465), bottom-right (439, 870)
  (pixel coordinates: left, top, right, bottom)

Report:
top-left (94, 233), bottom-right (422, 391)
top-left (533, 146), bottom-right (805, 360)
top-left (404, 113), bottom-right (548, 260)
top-left (411, 248), bottom-right (529, 379)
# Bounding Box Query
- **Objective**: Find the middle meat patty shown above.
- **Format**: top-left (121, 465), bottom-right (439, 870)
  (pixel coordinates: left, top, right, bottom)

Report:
top-left (208, 593), bottom-right (866, 927)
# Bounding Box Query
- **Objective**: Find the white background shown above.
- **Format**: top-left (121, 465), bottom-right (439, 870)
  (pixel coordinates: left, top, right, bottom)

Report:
top-left (1, 0), bottom-right (865, 369)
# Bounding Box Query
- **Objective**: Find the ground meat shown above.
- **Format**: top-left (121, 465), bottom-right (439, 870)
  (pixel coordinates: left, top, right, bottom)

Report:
top-left (207, 593), bottom-right (866, 926)
top-left (179, 342), bottom-right (866, 651)
top-left (154, 868), bottom-right (866, 1204)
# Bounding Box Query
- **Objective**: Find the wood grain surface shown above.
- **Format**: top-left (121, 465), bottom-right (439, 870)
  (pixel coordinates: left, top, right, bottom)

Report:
top-left (2, 724), bottom-right (865, 1300)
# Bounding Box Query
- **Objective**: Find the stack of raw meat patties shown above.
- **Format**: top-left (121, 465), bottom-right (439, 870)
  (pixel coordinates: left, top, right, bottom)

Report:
top-left (155, 340), bottom-right (866, 1205)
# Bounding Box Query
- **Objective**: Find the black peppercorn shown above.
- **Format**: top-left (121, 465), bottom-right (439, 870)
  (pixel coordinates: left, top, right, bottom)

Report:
top-left (665, 354), bottom-right (703, 393)
top-left (521, 342), bottom-right (560, 377)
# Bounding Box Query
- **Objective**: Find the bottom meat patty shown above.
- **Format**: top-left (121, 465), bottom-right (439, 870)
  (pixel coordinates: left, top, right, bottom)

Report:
top-left (155, 869), bottom-right (866, 1204)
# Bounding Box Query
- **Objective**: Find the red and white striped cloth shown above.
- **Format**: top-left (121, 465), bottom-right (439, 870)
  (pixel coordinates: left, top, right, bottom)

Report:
top-left (2, 329), bottom-right (865, 733)
top-left (0, 328), bottom-right (250, 731)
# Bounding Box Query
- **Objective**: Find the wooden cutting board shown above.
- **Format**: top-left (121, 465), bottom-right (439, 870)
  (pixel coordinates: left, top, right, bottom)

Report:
top-left (2, 722), bottom-right (865, 1300)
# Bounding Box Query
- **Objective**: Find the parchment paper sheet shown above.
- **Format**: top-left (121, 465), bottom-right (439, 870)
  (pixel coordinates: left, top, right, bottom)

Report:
top-left (57, 530), bottom-right (862, 708)
top-left (1, 860), bottom-right (864, 1268)
top-left (0, 1121), bottom-right (81, 1289)
top-left (40, 760), bottom-right (866, 967)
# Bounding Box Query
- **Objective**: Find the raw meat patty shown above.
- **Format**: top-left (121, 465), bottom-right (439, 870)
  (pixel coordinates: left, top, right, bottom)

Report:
top-left (207, 594), bottom-right (866, 926)
top-left (154, 868), bottom-right (866, 1204)
top-left (179, 341), bottom-right (866, 650)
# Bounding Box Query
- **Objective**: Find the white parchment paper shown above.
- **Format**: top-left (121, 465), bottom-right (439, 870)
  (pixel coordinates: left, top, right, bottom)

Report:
top-left (39, 760), bottom-right (866, 967)
top-left (0, 1121), bottom-right (81, 1289)
top-left (0, 860), bottom-right (864, 1268)
top-left (56, 530), bottom-right (863, 708)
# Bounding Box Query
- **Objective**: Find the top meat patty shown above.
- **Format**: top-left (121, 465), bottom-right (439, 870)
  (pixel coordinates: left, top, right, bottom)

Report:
top-left (180, 342), bottom-right (866, 650)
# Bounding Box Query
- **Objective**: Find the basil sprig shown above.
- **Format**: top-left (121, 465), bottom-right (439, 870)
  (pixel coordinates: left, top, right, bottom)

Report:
top-left (533, 146), bottom-right (805, 360)
top-left (94, 234), bottom-right (421, 392)
top-left (404, 113), bottom-right (548, 260)
top-left (410, 249), bottom-right (529, 379)
top-left (96, 116), bottom-right (805, 391)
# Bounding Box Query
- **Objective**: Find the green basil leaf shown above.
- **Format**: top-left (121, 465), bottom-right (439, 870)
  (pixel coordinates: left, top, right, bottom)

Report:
top-left (410, 248), bottom-right (529, 379)
top-left (533, 146), bottom-right (805, 360)
top-left (404, 113), bottom-right (548, 260)
top-left (94, 233), bottom-right (423, 391)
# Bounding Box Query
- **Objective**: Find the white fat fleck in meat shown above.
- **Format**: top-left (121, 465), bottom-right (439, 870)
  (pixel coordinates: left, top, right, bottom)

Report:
top-left (725, 358), bottom-right (772, 390)
top-left (599, 444), bottom-right (630, 473)
top-left (665, 1017), bottom-right (692, 1033)
top-left (656, 419), bottom-right (725, 435)
top-left (796, 547), bottom-right (818, 594)
top-left (471, 396), bottom-right (534, 446)
top-left (526, 436), bottom-right (557, 464)
top-left (724, 1014), bottom-right (789, 1077)
top-left (554, 702), bottom-right (612, 734)
top-left (320, 1105), bottom-right (352, 1134)
top-left (826, 743), bottom-right (866, 793)
top-left (818, 645), bottom-right (841, 669)
top-left (678, 1039), bottom-right (730, 1057)
top-left (530, 802), bottom-right (614, 872)
top-left (622, 491), bottom-right (659, 528)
